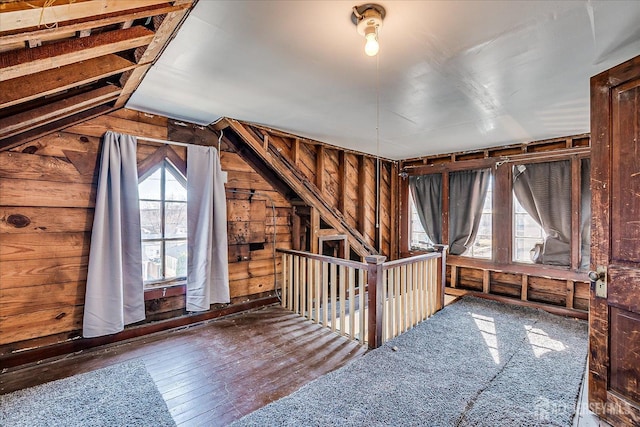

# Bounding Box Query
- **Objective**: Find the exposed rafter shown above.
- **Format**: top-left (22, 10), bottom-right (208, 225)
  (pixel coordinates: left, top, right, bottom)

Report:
top-left (0, 0), bottom-right (196, 148)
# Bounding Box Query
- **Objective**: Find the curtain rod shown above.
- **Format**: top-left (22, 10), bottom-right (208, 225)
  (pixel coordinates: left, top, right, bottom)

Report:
top-left (135, 136), bottom-right (191, 147)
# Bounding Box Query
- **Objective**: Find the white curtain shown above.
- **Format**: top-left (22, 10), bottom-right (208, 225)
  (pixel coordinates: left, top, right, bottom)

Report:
top-left (83, 131), bottom-right (145, 338)
top-left (186, 145), bottom-right (230, 311)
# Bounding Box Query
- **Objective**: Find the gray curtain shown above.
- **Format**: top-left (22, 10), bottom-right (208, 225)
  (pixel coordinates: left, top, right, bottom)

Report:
top-left (513, 160), bottom-right (571, 266)
top-left (186, 145), bottom-right (230, 311)
top-left (409, 174), bottom-right (442, 245)
top-left (83, 131), bottom-right (145, 338)
top-left (449, 169), bottom-right (491, 255)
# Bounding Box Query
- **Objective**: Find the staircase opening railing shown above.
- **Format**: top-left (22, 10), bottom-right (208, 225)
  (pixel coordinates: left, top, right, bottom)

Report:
top-left (277, 246), bottom-right (447, 349)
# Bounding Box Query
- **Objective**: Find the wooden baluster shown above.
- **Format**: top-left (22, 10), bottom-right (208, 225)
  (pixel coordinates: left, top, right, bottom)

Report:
top-left (307, 259), bottom-right (314, 320)
top-left (288, 254), bottom-right (294, 310)
top-left (330, 263), bottom-right (337, 333)
top-left (348, 267), bottom-right (356, 340)
top-left (294, 255), bottom-right (300, 314)
top-left (411, 263), bottom-right (418, 328)
top-left (282, 254), bottom-right (288, 308)
top-left (322, 261), bottom-right (329, 327)
top-left (359, 268), bottom-right (365, 343)
top-left (300, 257), bottom-right (306, 318)
top-left (402, 264), bottom-right (408, 331)
top-left (339, 265), bottom-right (346, 336)
top-left (388, 268), bottom-right (395, 339)
top-left (314, 259), bottom-right (321, 324)
top-left (395, 267), bottom-right (401, 338)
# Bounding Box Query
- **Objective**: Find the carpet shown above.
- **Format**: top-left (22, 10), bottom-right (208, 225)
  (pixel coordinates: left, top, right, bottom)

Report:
top-left (0, 359), bottom-right (175, 427)
top-left (233, 296), bottom-right (588, 426)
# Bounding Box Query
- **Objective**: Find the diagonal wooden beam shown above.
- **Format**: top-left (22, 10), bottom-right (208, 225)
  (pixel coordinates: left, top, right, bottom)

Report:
top-left (114, 1), bottom-right (193, 108)
top-left (0, 85), bottom-right (121, 139)
top-left (0, 104), bottom-right (116, 152)
top-left (0, 0), bottom-right (171, 33)
top-left (0, 54), bottom-right (135, 109)
top-left (226, 118), bottom-right (377, 258)
top-left (0, 26), bottom-right (155, 81)
top-left (0, 3), bottom-right (189, 48)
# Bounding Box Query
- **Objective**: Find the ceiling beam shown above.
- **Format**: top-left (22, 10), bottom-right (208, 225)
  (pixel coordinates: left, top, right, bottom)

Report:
top-left (114, 1), bottom-right (193, 108)
top-left (0, 85), bottom-right (121, 139)
top-left (0, 0), bottom-right (171, 33)
top-left (0, 26), bottom-right (155, 81)
top-left (0, 104), bottom-right (116, 152)
top-left (0, 54), bottom-right (135, 109)
top-left (0, 3), bottom-right (189, 49)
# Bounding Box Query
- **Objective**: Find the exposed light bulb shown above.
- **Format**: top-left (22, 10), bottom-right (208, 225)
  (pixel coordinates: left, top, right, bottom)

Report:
top-left (364, 31), bottom-right (379, 56)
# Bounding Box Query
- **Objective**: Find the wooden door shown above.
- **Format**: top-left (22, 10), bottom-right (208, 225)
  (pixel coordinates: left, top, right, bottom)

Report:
top-left (590, 54), bottom-right (640, 426)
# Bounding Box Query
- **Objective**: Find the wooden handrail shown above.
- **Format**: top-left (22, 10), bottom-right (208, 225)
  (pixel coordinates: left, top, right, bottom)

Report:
top-left (382, 250), bottom-right (442, 269)
top-left (277, 248), bottom-right (367, 270)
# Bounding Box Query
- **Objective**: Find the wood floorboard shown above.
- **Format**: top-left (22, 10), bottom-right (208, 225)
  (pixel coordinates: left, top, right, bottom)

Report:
top-left (1, 305), bottom-right (366, 426)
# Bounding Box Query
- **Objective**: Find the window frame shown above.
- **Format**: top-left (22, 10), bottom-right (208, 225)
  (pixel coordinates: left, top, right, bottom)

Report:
top-left (400, 149), bottom-right (590, 274)
top-left (137, 145), bottom-right (188, 294)
top-left (139, 160), bottom-right (188, 288)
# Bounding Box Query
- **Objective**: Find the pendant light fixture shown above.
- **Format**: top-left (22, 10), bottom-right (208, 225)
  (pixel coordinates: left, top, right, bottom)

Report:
top-left (352, 3), bottom-right (386, 57)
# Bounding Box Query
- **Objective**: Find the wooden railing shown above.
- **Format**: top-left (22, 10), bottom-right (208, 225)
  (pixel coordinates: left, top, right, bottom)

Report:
top-left (278, 245), bottom-right (447, 348)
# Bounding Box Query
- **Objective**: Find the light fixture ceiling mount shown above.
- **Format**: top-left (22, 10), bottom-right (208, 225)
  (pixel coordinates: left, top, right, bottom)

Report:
top-left (351, 3), bottom-right (386, 57)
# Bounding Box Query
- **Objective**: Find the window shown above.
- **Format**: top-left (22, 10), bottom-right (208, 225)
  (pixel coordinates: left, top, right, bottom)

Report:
top-left (409, 191), bottom-right (433, 250)
top-left (139, 161), bottom-right (187, 288)
top-left (513, 196), bottom-right (545, 263)
top-left (464, 176), bottom-right (492, 258)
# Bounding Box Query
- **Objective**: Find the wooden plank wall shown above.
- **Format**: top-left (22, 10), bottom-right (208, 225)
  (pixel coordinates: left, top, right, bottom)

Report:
top-left (0, 109), bottom-right (292, 352)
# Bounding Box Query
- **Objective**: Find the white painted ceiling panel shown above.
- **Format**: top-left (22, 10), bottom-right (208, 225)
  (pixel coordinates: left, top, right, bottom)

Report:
top-left (128, 1), bottom-right (640, 159)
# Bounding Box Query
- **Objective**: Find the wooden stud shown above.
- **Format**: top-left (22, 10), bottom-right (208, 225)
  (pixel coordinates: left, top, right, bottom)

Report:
top-left (338, 151), bottom-right (347, 214)
top-left (451, 265), bottom-right (458, 288)
top-left (566, 280), bottom-right (575, 309)
top-left (521, 274), bottom-right (528, 301)
top-left (483, 270), bottom-right (490, 294)
top-left (310, 207), bottom-right (319, 254)
top-left (316, 145), bottom-right (325, 192)
top-left (494, 162), bottom-right (513, 264)
top-left (292, 138), bottom-right (300, 167)
top-left (358, 155), bottom-right (367, 236)
top-left (390, 162), bottom-right (399, 259)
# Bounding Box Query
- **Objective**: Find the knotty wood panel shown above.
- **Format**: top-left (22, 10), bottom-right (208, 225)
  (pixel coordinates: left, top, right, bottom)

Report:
top-left (0, 207), bottom-right (93, 234)
top-left (0, 178), bottom-right (96, 208)
top-left (0, 232), bottom-right (90, 262)
top-left (0, 306), bottom-right (83, 345)
top-left (0, 151), bottom-right (96, 184)
top-left (0, 282), bottom-right (86, 317)
top-left (10, 132), bottom-right (100, 157)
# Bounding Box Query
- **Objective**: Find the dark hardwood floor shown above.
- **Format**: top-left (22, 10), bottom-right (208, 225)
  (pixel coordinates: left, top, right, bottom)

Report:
top-left (1, 305), bottom-right (367, 426)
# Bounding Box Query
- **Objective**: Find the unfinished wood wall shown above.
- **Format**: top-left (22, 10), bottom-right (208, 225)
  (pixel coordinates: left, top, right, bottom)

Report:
top-left (243, 126), bottom-right (398, 259)
top-left (0, 109), bottom-right (292, 352)
top-left (0, 109), bottom-right (397, 357)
